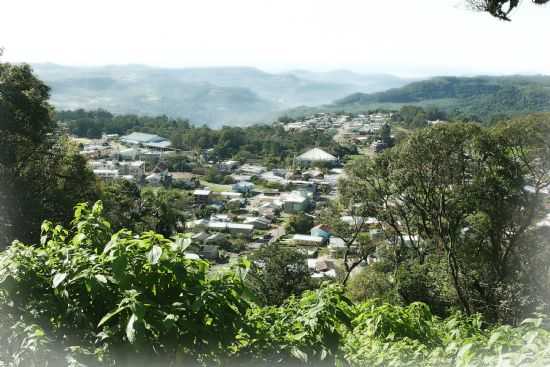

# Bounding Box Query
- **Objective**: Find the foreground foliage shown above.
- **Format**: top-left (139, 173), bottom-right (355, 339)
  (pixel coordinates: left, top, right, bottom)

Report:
top-left (1, 203), bottom-right (550, 366)
top-left (339, 119), bottom-right (550, 323)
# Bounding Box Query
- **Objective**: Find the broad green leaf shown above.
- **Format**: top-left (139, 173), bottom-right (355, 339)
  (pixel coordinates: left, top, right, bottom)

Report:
top-left (40, 221), bottom-right (52, 235)
top-left (126, 314), bottom-right (137, 343)
top-left (103, 238), bottom-right (117, 254)
top-left (290, 347), bottom-right (308, 363)
top-left (289, 331), bottom-right (307, 341)
top-left (147, 245), bottom-right (162, 265)
top-left (112, 254), bottom-right (128, 276)
top-left (52, 273), bottom-right (68, 288)
top-left (320, 348), bottom-right (328, 361)
top-left (98, 306), bottom-right (127, 327)
top-left (488, 331), bottom-right (502, 347)
top-left (240, 257), bottom-right (252, 269)
top-left (456, 343), bottom-right (474, 366)
top-left (521, 318), bottom-right (543, 328)
top-left (85, 279), bottom-right (92, 293)
top-left (69, 272), bottom-right (88, 284)
top-left (173, 237), bottom-right (191, 252)
top-left (95, 274), bottom-right (108, 284)
top-left (73, 233), bottom-right (86, 246)
top-left (182, 238), bottom-right (192, 251)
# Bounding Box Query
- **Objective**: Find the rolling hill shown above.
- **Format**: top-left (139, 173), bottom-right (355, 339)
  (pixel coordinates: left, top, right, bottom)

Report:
top-left (286, 75), bottom-right (550, 121)
top-left (31, 64), bottom-right (410, 126)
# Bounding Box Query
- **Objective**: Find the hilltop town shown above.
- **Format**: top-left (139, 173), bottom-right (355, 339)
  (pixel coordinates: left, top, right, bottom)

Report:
top-left (3, 1), bottom-right (550, 365)
top-left (74, 111), bottom-right (395, 279)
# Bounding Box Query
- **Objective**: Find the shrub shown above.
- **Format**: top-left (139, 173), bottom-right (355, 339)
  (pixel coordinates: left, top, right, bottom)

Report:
top-left (0, 202), bottom-right (250, 365)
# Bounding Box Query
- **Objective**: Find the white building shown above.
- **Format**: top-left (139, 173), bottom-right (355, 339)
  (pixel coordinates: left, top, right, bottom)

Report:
top-left (296, 148), bottom-right (337, 165)
top-left (292, 234), bottom-right (326, 246)
top-left (121, 132), bottom-right (172, 150)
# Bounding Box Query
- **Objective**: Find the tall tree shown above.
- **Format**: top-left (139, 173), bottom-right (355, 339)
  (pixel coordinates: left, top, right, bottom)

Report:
top-left (340, 121), bottom-right (550, 322)
top-left (247, 243), bottom-right (313, 305)
top-left (319, 204), bottom-right (377, 286)
top-left (0, 61), bottom-right (99, 247)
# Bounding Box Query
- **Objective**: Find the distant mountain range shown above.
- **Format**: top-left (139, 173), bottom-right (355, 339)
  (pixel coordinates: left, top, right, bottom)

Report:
top-left (31, 64), bottom-right (412, 127)
top-left (286, 75), bottom-right (550, 121)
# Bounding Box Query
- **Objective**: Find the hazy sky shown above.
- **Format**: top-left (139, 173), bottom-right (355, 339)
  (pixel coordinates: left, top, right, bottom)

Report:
top-left (1, 0), bottom-right (549, 76)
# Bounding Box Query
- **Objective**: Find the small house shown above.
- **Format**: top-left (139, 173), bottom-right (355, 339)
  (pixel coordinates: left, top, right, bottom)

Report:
top-left (199, 245), bottom-right (220, 260)
top-left (193, 189), bottom-right (212, 205)
top-left (307, 258), bottom-right (337, 278)
top-left (219, 160), bottom-right (240, 172)
top-left (191, 231), bottom-right (209, 243)
top-left (310, 224), bottom-right (333, 239)
top-left (145, 173), bottom-right (163, 186)
top-left (233, 181), bottom-right (255, 194)
top-left (211, 214), bottom-right (231, 222)
top-left (207, 221), bottom-right (228, 232)
top-left (292, 234), bottom-right (326, 246)
top-left (93, 169), bottom-right (119, 180)
top-left (239, 164), bottom-right (266, 176)
top-left (227, 223), bottom-right (254, 238)
top-left (282, 191), bottom-right (310, 213)
top-left (243, 216), bottom-right (272, 230)
top-left (219, 192), bottom-right (243, 200)
top-left (118, 147), bottom-right (140, 161)
top-left (187, 219), bottom-right (210, 232)
top-left (328, 237), bottom-right (346, 258)
top-left (204, 233), bottom-right (228, 246)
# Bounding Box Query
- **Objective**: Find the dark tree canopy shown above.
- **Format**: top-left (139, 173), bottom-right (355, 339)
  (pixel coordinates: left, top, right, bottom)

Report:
top-left (0, 62), bottom-right (99, 247)
top-left (247, 243), bottom-right (313, 305)
top-left (340, 120), bottom-right (550, 323)
top-left (469, 0), bottom-right (549, 20)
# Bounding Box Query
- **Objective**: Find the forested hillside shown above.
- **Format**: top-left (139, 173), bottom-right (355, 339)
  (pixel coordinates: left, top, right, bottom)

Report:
top-left (288, 76), bottom-right (550, 122)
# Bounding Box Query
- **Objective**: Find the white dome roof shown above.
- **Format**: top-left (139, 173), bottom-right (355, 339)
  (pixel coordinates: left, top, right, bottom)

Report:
top-left (296, 148), bottom-right (337, 162)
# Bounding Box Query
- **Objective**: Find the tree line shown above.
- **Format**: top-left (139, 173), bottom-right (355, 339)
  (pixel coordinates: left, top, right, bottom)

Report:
top-left (57, 109), bottom-right (357, 165)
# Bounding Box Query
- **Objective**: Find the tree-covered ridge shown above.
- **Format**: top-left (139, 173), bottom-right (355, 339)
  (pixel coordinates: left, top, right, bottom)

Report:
top-left (56, 109), bottom-right (357, 164)
top-left (55, 109), bottom-right (193, 139)
top-left (1, 202), bottom-right (549, 366)
top-left (294, 76), bottom-right (550, 122)
top-left (337, 76), bottom-right (550, 103)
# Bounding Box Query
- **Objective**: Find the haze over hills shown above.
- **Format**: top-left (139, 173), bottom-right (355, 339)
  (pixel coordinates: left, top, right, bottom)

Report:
top-left (286, 75), bottom-right (550, 121)
top-left (31, 64), bottom-right (411, 127)
top-left (31, 64), bottom-right (550, 125)
top-left (287, 70), bottom-right (412, 92)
